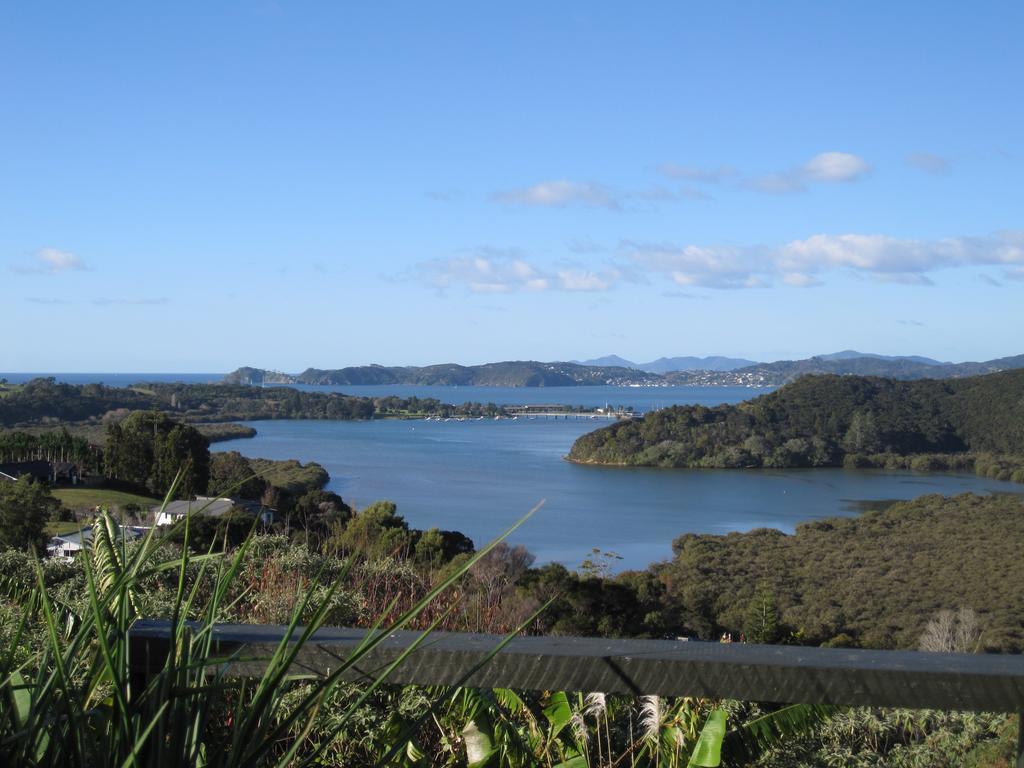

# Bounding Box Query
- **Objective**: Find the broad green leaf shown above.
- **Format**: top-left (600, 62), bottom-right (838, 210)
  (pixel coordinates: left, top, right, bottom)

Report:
top-left (688, 709), bottom-right (727, 767)
top-left (543, 690), bottom-right (573, 733)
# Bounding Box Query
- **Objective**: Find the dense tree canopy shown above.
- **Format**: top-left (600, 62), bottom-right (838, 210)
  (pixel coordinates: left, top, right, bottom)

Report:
top-left (207, 451), bottom-right (264, 499)
top-left (569, 370), bottom-right (1024, 475)
top-left (0, 476), bottom-right (61, 554)
top-left (105, 412), bottom-right (209, 498)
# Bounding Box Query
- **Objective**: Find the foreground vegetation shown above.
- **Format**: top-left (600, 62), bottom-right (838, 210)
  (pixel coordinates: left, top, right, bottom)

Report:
top-left (1, 493), bottom-right (1017, 766)
top-left (569, 369), bottom-right (1024, 483)
top-left (0, 497), bottom-right (748, 767)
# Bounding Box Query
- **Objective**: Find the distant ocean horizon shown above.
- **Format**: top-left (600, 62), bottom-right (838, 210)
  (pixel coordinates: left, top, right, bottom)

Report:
top-left (1, 373), bottom-right (226, 386)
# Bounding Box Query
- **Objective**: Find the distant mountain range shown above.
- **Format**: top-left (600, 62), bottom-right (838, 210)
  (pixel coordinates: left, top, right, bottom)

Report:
top-left (575, 355), bottom-right (759, 373)
top-left (224, 362), bottom-right (661, 388)
top-left (225, 351), bottom-right (1024, 388)
top-left (815, 350), bottom-right (948, 366)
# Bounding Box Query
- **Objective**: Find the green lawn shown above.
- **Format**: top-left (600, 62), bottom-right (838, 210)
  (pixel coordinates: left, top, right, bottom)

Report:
top-left (45, 520), bottom-right (85, 536)
top-left (51, 487), bottom-right (160, 511)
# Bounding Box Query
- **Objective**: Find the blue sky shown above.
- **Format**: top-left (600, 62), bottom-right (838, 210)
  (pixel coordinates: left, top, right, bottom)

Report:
top-left (2, 2), bottom-right (1022, 372)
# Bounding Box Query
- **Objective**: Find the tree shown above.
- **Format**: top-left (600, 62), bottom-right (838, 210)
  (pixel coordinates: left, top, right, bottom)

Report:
top-left (919, 607), bottom-right (982, 653)
top-left (414, 527), bottom-right (474, 566)
top-left (743, 582), bottom-right (780, 644)
top-left (291, 489), bottom-right (352, 548)
top-left (0, 476), bottom-right (61, 554)
top-left (105, 412), bottom-right (209, 498)
top-left (332, 501), bottom-right (411, 558)
top-left (208, 451), bottom-right (265, 499)
top-left (841, 410), bottom-right (882, 454)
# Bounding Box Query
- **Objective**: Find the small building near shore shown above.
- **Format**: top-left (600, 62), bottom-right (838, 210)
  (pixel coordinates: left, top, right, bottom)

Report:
top-left (46, 525), bottom-right (147, 560)
top-left (153, 496), bottom-right (273, 527)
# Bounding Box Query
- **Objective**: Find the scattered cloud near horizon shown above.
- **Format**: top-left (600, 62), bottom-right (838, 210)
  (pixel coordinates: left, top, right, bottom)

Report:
top-left (625, 230), bottom-right (1024, 288)
top-left (11, 248), bottom-right (89, 275)
top-left (744, 151), bottom-right (871, 194)
top-left (413, 230), bottom-right (1024, 294)
top-left (416, 249), bottom-right (623, 294)
top-left (492, 180), bottom-right (622, 210)
top-left (498, 152), bottom-right (873, 210)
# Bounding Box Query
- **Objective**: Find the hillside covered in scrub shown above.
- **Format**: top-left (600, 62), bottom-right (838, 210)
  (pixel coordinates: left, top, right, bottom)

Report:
top-left (568, 369), bottom-right (1024, 478)
top-left (652, 493), bottom-right (1024, 652)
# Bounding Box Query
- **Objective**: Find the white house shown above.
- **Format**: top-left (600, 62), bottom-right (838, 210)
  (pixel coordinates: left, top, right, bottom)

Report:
top-left (154, 496), bottom-right (273, 527)
top-left (46, 525), bottom-right (146, 560)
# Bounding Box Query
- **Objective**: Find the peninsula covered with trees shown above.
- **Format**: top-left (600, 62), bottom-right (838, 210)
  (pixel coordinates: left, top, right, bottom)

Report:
top-left (0, 377), bottom-right (509, 440)
top-left (568, 369), bottom-right (1024, 482)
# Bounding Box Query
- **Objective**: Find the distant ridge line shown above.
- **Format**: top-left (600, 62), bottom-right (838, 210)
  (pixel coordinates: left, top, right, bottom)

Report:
top-left (223, 351), bottom-right (1024, 388)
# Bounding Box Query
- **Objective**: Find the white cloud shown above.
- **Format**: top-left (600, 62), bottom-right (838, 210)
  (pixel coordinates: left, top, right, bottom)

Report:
top-left (417, 249), bottom-right (620, 294)
top-left (624, 241), bottom-right (765, 289)
top-left (557, 268), bottom-right (615, 292)
top-left (12, 248), bottom-right (89, 274)
top-left (623, 230), bottom-right (1024, 289)
top-left (801, 152), bottom-right (871, 182)
top-left (493, 180), bottom-right (620, 210)
top-left (746, 151), bottom-right (871, 194)
top-left (906, 152), bottom-right (950, 174)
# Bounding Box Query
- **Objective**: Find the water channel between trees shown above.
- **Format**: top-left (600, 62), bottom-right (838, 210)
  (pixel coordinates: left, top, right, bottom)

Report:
top-left (215, 385), bottom-right (1024, 570)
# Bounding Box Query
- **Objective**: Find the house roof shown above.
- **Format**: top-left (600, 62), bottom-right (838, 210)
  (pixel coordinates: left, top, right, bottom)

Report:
top-left (49, 525), bottom-right (146, 548)
top-left (155, 496), bottom-right (266, 519)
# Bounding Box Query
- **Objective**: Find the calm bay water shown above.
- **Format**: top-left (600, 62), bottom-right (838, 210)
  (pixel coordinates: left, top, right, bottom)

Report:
top-left (10, 373), bottom-right (1020, 567)
top-left (215, 417), bottom-right (1024, 571)
top-left (286, 383), bottom-right (769, 413)
top-left (1, 372), bottom-right (224, 386)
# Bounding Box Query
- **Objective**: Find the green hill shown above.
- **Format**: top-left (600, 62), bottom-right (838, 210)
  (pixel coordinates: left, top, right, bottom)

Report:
top-left (568, 369), bottom-right (1024, 478)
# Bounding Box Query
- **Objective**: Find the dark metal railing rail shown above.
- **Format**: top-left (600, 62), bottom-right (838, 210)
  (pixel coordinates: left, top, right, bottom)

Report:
top-left (128, 620), bottom-right (1024, 764)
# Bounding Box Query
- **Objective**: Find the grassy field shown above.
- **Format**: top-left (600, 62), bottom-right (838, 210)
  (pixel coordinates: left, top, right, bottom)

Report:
top-left (51, 487), bottom-right (160, 512)
top-left (44, 520), bottom-right (85, 536)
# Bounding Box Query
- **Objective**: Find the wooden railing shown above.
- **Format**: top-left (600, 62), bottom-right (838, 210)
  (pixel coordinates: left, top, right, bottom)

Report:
top-left (128, 620), bottom-right (1024, 765)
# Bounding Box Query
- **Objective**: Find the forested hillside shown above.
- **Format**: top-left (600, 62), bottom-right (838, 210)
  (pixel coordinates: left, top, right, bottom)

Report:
top-left (0, 377), bottom-right (502, 434)
top-left (653, 493), bottom-right (1024, 652)
top-left (568, 369), bottom-right (1024, 478)
top-left (225, 360), bottom-right (660, 386)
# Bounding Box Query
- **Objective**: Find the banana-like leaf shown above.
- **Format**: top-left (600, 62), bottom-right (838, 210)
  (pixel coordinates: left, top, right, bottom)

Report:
top-left (723, 703), bottom-right (838, 765)
top-left (543, 691), bottom-right (574, 737)
top-left (688, 709), bottom-right (727, 767)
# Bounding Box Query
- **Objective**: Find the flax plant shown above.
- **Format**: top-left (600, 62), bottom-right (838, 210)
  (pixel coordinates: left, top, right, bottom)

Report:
top-left (0, 475), bottom-right (540, 767)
